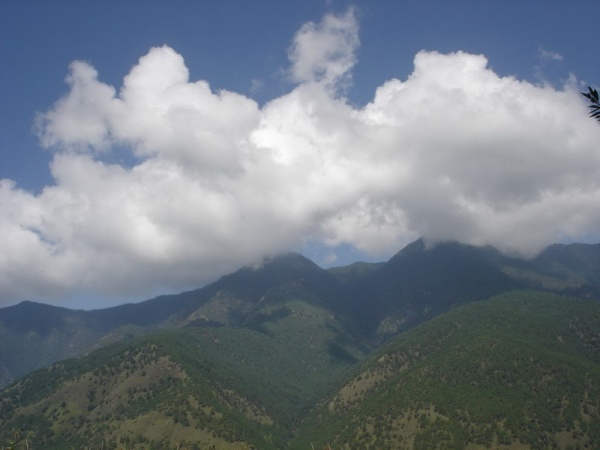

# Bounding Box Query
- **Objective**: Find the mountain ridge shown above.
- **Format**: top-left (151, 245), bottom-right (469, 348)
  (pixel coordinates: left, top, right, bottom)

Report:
top-left (2, 291), bottom-right (599, 449)
top-left (2, 239), bottom-right (600, 390)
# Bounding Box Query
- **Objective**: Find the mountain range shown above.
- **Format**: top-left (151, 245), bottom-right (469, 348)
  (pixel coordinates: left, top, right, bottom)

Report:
top-left (1, 239), bottom-right (600, 448)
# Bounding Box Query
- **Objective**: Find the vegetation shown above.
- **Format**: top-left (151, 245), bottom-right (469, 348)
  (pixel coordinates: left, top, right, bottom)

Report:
top-left (294, 291), bottom-right (600, 449)
top-left (0, 300), bottom-right (370, 449)
top-left (3, 291), bottom-right (600, 448)
top-left (582, 86), bottom-right (600, 121)
top-left (2, 242), bottom-right (600, 448)
top-left (3, 241), bottom-right (600, 389)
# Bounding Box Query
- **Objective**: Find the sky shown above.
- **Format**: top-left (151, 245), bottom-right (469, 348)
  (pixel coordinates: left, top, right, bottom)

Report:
top-left (2, 1), bottom-right (600, 310)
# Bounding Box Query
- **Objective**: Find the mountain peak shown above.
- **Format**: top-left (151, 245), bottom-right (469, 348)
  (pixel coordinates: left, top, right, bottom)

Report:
top-left (397, 238), bottom-right (426, 256)
top-left (254, 251), bottom-right (319, 271)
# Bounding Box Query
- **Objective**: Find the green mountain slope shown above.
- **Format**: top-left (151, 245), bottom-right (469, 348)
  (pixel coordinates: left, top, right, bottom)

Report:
top-left (0, 298), bottom-right (371, 449)
top-left (0, 298), bottom-right (180, 388)
top-left (0, 253), bottom-right (347, 389)
top-left (294, 291), bottom-right (600, 449)
top-left (4, 240), bottom-right (600, 391)
top-left (4, 290), bottom-right (599, 449)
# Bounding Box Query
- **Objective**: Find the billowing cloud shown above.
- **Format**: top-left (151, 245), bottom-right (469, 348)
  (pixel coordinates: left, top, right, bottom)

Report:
top-left (287, 7), bottom-right (359, 91)
top-left (2, 9), bottom-right (600, 307)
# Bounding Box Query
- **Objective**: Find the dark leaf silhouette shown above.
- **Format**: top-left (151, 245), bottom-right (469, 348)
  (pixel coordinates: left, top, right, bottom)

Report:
top-left (582, 86), bottom-right (600, 121)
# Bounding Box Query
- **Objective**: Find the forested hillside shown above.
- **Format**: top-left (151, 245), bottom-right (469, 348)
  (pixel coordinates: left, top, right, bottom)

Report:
top-left (4, 240), bottom-right (600, 389)
top-left (294, 291), bottom-right (600, 449)
top-left (0, 300), bottom-right (370, 449)
top-left (2, 241), bottom-right (600, 448)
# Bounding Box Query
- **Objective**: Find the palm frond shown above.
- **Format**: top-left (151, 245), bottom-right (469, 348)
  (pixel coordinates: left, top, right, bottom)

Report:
top-left (582, 86), bottom-right (600, 122)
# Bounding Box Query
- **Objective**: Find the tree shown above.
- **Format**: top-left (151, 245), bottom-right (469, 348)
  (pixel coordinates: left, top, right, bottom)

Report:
top-left (581, 87), bottom-right (600, 121)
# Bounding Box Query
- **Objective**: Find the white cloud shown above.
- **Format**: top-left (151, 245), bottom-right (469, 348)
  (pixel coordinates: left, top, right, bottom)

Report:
top-left (539, 47), bottom-right (563, 62)
top-left (287, 8), bottom-right (359, 92)
top-left (2, 12), bottom-right (600, 307)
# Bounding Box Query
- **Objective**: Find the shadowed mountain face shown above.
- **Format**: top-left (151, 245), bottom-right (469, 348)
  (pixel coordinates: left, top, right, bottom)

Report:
top-left (2, 240), bottom-right (600, 388)
top-left (341, 240), bottom-right (524, 338)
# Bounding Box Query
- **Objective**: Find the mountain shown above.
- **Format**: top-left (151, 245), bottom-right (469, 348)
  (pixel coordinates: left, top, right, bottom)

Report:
top-left (166, 252), bottom-right (348, 327)
top-left (293, 291), bottom-right (600, 449)
top-left (3, 240), bottom-right (600, 390)
top-left (341, 239), bottom-right (523, 339)
top-left (0, 252), bottom-right (346, 388)
top-left (0, 295), bottom-right (371, 449)
top-left (0, 294), bottom-right (184, 388)
top-left (507, 242), bottom-right (600, 297)
top-left (2, 291), bottom-right (599, 449)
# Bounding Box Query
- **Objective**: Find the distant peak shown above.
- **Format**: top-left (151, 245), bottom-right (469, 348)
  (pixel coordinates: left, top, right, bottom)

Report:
top-left (393, 238), bottom-right (426, 258)
top-left (13, 300), bottom-right (51, 309)
top-left (253, 252), bottom-right (317, 270)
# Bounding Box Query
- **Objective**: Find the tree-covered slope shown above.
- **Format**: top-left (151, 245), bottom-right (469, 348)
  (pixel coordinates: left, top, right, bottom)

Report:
top-left (0, 299), bottom-right (371, 449)
top-left (294, 291), bottom-right (600, 450)
top-left (3, 239), bottom-right (600, 394)
top-left (2, 289), bottom-right (600, 448)
top-left (0, 253), bottom-right (347, 389)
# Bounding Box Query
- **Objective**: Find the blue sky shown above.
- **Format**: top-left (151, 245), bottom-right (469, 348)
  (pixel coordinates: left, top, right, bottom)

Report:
top-left (3, 1), bottom-right (596, 191)
top-left (1, 1), bottom-right (600, 309)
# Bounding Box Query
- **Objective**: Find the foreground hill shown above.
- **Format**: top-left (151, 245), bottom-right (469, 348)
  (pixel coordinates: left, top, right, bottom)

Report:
top-left (294, 291), bottom-right (600, 449)
top-left (0, 298), bottom-right (370, 449)
top-left (2, 291), bottom-right (599, 449)
top-left (2, 240), bottom-right (600, 389)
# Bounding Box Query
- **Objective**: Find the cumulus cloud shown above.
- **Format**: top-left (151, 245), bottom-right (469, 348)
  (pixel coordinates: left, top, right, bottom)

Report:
top-left (287, 7), bottom-right (359, 92)
top-left (2, 9), bottom-right (600, 307)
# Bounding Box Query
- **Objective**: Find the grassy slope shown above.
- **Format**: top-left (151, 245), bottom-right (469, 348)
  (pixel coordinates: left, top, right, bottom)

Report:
top-left (293, 291), bottom-right (600, 450)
